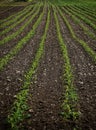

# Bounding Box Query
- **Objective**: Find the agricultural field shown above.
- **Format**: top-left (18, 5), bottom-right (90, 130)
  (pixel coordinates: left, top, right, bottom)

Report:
top-left (0, 0), bottom-right (96, 130)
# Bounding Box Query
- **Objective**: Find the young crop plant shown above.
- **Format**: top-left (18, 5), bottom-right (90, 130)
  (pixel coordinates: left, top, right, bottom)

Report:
top-left (8, 9), bottom-right (50, 130)
top-left (70, 6), bottom-right (96, 23)
top-left (75, 5), bottom-right (96, 19)
top-left (0, 5), bottom-right (30, 24)
top-left (0, 6), bottom-right (44, 71)
top-left (0, 6), bottom-right (33, 27)
top-left (79, 6), bottom-right (96, 15)
top-left (0, 6), bottom-right (32, 28)
top-left (58, 7), bottom-right (96, 62)
top-left (0, 6), bottom-right (32, 25)
top-left (63, 8), bottom-right (96, 40)
top-left (66, 6), bottom-right (96, 30)
top-left (0, 5), bottom-right (41, 45)
top-left (0, 6), bottom-right (36, 35)
top-left (53, 7), bottom-right (80, 123)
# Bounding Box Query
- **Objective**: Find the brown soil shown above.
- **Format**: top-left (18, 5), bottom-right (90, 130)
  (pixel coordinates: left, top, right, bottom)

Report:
top-left (21, 11), bottom-right (65, 130)
top-left (0, 8), bottom-right (47, 130)
top-left (0, 7), bottom-right (13, 13)
top-left (63, 12), bottom-right (96, 51)
top-left (0, 5), bottom-right (96, 130)
top-left (0, 8), bottom-right (42, 58)
top-left (58, 12), bottom-right (96, 130)
top-left (0, 7), bottom-right (33, 41)
top-left (0, 6), bottom-right (24, 19)
top-left (64, 6), bottom-right (96, 35)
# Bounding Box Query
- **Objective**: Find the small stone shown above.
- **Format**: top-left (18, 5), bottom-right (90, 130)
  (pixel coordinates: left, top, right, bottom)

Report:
top-left (16, 70), bottom-right (21, 74)
top-left (5, 87), bottom-right (9, 91)
top-left (49, 59), bottom-right (51, 61)
top-left (88, 73), bottom-right (91, 76)
top-left (14, 95), bottom-right (17, 98)
top-left (55, 79), bottom-right (57, 83)
top-left (0, 93), bottom-right (3, 95)
top-left (29, 109), bottom-right (34, 113)
top-left (78, 81), bottom-right (84, 85)
top-left (17, 78), bottom-right (22, 82)
top-left (7, 77), bottom-right (11, 82)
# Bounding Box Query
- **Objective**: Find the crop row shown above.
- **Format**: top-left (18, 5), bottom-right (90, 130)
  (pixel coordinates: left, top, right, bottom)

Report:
top-left (69, 6), bottom-right (96, 23)
top-left (53, 6), bottom-right (79, 123)
top-left (65, 6), bottom-right (96, 30)
top-left (0, 6), bottom-right (33, 28)
top-left (62, 7), bottom-right (96, 40)
top-left (8, 8), bottom-right (50, 130)
top-left (0, 5), bottom-right (31, 24)
top-left (58, 7), bottom-right (96, 62)
top-left (0, 5), bottom-right (41, 45)
top-left (0, 5), bottom-right (43, 71)
top-left (82, 5), bottom-right (96, 14)
top-left (74, 5), bottom-right (96, 19)
top-left (0, 6), bottom-right (37, 36)
top-left (0, 6), bottom-right (14, 15)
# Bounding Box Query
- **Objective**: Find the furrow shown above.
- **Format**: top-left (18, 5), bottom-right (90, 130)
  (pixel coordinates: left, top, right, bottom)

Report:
top-left (54, 6), bottom-right (79, 127)
top-left (65, 6), bottom-right (96, 30)
top-left (0, 5), bottom-right (30, 24)
top-left (7, 8), bottom-right (50, 130)
top-left (62, 7), bottom-right (96, 40)
top-left (57, 6), bottom-right (96, 130)
top-left (0, 6), bottom-right (36, 36)
top-left (70, 6), bottom-right (96, 23)
top-left (0, 7), bottom-right (14, 15)
top-left (80, 5), bottom-right (96, 14)
top-left (0, 6), bottom-right (47, 130)
top-left (22, 9), bottom-right (65, 130)
top-left (0, 6), bottom-right (44, 71)
top-left (0, 5), bottom-right (41, 46)
top-left (62, 7), bottom-right (96, 50)
top-left (0, 6), bottom-right (33, 28)
top-left (75, 5), bottom-right (96, 18)
top-left (58, 7), bottom-right (96, 62)
top-left (0, 6), bottom-right (24, 20)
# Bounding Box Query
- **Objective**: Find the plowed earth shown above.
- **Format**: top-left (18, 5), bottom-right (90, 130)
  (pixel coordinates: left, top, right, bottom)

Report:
top-left (0, 4), bottom-right (96, 130)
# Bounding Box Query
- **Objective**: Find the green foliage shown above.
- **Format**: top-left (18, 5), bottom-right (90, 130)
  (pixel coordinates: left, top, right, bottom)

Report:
top-left (8, 8), bottom-right (50, 130)
top-left (0, 5), bottom-right (40, 45)
top-left (66, 6), bottom-right (96, 30)
top-left (0, 6), bottom-right (30, 24)
top-left (53, 7), bottom-right (79, 121)
top-left (14, 0), bottom-right (28, 2)
top-left (74, 5), bottom-right (96, 20)
top-left (0, 5), bottom-right (43, 71)
top-left (0, 6), bottom-right (33, 35)
top-left (63, 7), bottom-right (96, 40)
top-left (48, 0), bottom-right (96, 6)
top-left (58, 7), bottom-right (96, 62)
top-left (8, 89), bottom-right (29, 130)
top-left (69, 6), bottom-right (96, 23)
top-left (0, 6), bottom-right (31, 28)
